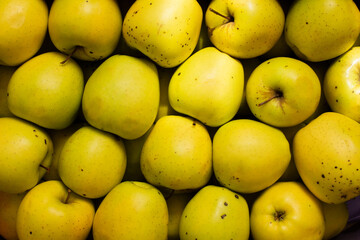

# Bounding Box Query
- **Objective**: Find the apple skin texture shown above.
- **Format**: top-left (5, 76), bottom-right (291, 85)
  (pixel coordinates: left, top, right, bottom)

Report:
top-left (213, 119), bottom-right (291, 194)
top-left (324, 46), bottom-right (360, 123)
top-left (48, 0), bottom-right (122, 61)
top-left (140, 115), bottom-right (212, 191)
top-left (92, 181), bottom-right (168, 240)
top-left (7, 52), bottom-right (84, 130)
top-left (0, 0), bottom-right (48, 66)
top-left (82, 54), bottom-right (159, 140)
top-left (58, 126), bottom-right (127, 199)
top-left (250, 181), bottom-right (325, 240)
top-left (0, 117), bottom-right (53, 194)
top-left (293, 112), bottom-right (360, 204)
top-left (179, 185), bottom-right (250, 240)
top-left (16, 180), bottom-right (95, 240)
top-left (246, 57), bottom-right (321, 128)
top-left (122, 0), bottom-right (203, 68)
top-left (285, 0), bottom-right (360, 62)
top-left (205, 0), bottom-right (285, 59)
top-left (168, 47), bottom-right (244, 127)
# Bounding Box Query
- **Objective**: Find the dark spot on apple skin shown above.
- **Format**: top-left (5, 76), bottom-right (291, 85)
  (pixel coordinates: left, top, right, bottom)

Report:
top-left (316, 181), bottom-right (319, 184)
top-left (321, 174), bottom-right (325, 178)
top-left (178, 72), bottom-right (181, 76)
top-left (44, 139), bottom-right (47, 144)
top-left (224, 202), bottom-right (228, 206)
top-left (235, 194), bottom-right (239, 199)
top-left (30, 231), bottom-right (32, 235)
top-left (221, 214), bottom-right (227, 219)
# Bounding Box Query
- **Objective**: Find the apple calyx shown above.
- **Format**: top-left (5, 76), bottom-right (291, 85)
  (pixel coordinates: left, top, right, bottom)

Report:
top-left (273, 210), bottom-right (286, 221)
top-left (39, 164), bottom-right (50, 172)
top-left (64, 188), bottom-right (72, 204)
top-left (60, 46), bottom-right (78, 65)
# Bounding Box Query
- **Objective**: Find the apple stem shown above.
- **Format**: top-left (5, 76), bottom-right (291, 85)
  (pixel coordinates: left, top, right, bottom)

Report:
top-left (39, 164), bottom-right (50, 172)
top-left (208, 8), bottom-right (232, 21)
top-left (60, 46), bottom-right (78, 65)
top-left (64, 188), bottom-right (72, 204)
top-left (257, 93), bottom-right (282, 106)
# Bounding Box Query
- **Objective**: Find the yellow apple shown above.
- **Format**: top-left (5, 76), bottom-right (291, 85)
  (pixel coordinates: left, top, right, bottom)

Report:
top-left (0, 65), bottom-right (16, 117)
top-left (0, 0), bottom-right (48, 66)
top-left (322, 202), bottom-right (349, 240)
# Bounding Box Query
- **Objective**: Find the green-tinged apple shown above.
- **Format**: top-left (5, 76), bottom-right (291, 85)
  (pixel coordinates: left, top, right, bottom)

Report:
top-left (0, 66), bottom-right (16, 117)
top-left (0, 0), bottom-right (48, 66)
top-left (48, 0), bottom-right (122, 61)
top-left (246, 57), bottom-right (321, 127)
top-left (179, 185), bottom-right (250, 240)
top-left (250, 181), bottom-right (325, 240)
top-left (167, 192), bottom-right (193, 240)
top-left (0, 117), bottom-right (53, 194)
top-left (213, 119), bottom-right (291, 193)
top-left (293, 112), bottom-right (360, 204)
top-left (16, 180), bottom-right (95, 240)
top-left (156, 67), bottom-right (177, 121)
top-left (0, 191), bottom-right (26, 240)
top-left (205, 0), bottom-right (284, 59)
top-left (82, 54), bottom-right (159, 140)
top-left (58, 126), bottom-right (127, 199)
top-left (324, 46), bottom-right (360, 122)
top-left (43, 123), bottom-right (84, 181)
top-left (93, 181), bottom-right (168, 240)
top-left (285, 0), bottom-right (360, 62)
top-left (141, 115), bottom-right (212, 191)
top-left (322, 202), bottom-right (349, 240)
top-left (7, 52), bottom-right (84, 129)
top-left (122, 0), bottom-right (203, 68)
top-left (168, 47), bottom-right (244, 127)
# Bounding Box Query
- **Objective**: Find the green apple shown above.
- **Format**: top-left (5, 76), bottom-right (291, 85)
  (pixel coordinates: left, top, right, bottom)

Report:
top-left (293, 112), bottom-right (360, 204)
top-left (205, 0), bottom-right (285, 59)
top-left (82, 54), bottom-right (159, 140)
top-left (0, 191), bottom-right (26, 240)
top-left (179, 185), bottom-right (250, 240)
top-left (285, 0), bottom-right (360, 62)
top-left (58, 125), bottom-right (127, 199)
top-left (0, 65), bottom-right (16, 117)
top-left (48, 0), bottom-right (122, 61)
top-left (0, 117), bottom-right (53, 194)
top-left (122, 0), bottom-right (203, 68)
top-left (7, 52), bottom-right (84, 130)
top-left (250, 181), bottom-right (325, 240)
top-left (213, 119), bottom-right (291, 193)
top-left (324, 46), bottom-right (360, 122)
top-left (92, 181), bottom-right (168, 240)
top-left (16, 180), bottom-right (95, 240)
top-left (0, 0), bottom-right (48, 66)
top-left (168, 47), bottom-right (244, 127)
top-left (140, 115), bottom-right (212, 191)
top-left (245, 57), bottom-right (321, 127)
top-left (322, 202), bottom-right (349, 240)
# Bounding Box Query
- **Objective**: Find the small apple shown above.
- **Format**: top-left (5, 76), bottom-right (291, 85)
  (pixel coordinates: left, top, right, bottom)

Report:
top-left (245, 57), bottom-right (321, 127)
top-left (48, 0), bottom-right (122, 61)
top-left (323, 46), bottom-right (360, 123)
top-left (16, 180), bottom-right (95, 240)
top-left (58, 125), bottom-right (127, 199)
top-left (0, 117), bottom-right (53, 194)
top-left (0, 0), bottom-right (48, 66)
top-left (205, 0), bottom-right (285, 59)
top-left (250, 181), bottom-right (325, 240)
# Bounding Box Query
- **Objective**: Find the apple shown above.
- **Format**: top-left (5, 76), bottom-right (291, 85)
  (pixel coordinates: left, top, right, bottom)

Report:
top-left (212, 119), bottom-right (291, 193)
top-left (245, 57), bottom-right (321, 127)
top-left (82, 54), bottom-right (159, 140)
top-left (293, 112), bottom-right (360, 204)
top-left (48, 0), bottom-right (122, 61)
top-left (0, 117), bottom-right (53, 194)
top-left (250, 181), bottom-right (325, 240)
top-left (285, 0), bottom-right (360, 62)
top-left (140, 115), bottom-right (212, 191)
top-left (58, 125), bottom-right (127, 199)
top-left (7, 51), bottom-right (84, 130)
top-left (168, 47), bottom-right (244, 127)
top-left (179, 185), bottom-right (250, 240)
top-left (322, 202), bottom-right (349, 240)
top-left (323, 46), bottom-right (360, 123)
top-left (16, 180), bottom-right (95, 240)
top-left (122, 0), bottom-right (203, 68)
top-left (92, 181), bottom-right (168, 240)
top-left (205, 0), bottom-right (285, 59)
top-left (0, 65), bottom-right (16, 117)
top-left (0, 0), bottom-right (48, 66)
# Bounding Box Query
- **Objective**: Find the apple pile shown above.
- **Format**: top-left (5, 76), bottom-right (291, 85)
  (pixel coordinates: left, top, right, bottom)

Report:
top-left (1, 0), bottom-right (360, 239)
